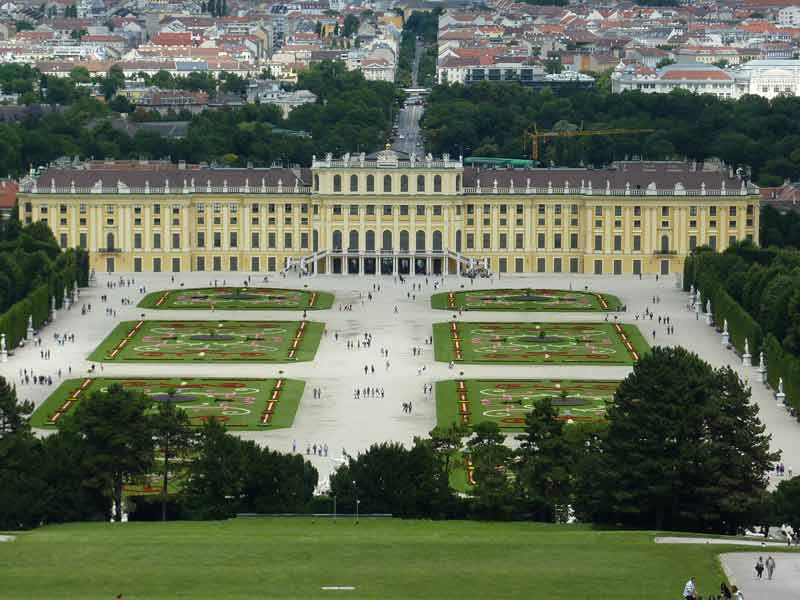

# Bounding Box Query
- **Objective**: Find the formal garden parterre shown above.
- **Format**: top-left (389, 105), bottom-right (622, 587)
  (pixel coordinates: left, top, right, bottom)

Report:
top-left (139, 287), bottom-right (334, 311)
top-left (433, 321), bottom-right (648, 365)
top-left (88, 320), bottom-right (324, 362)
top-left (431, 288), bottom-right (622, 312)
top-left (30, 377), bottom-right (305, 430)
top-left (436, 379), bottom-right (621, 431)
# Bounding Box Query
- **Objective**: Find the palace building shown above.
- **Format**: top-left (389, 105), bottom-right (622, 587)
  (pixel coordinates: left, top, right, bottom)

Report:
top-left (17, 149), bottom-right (759, 277)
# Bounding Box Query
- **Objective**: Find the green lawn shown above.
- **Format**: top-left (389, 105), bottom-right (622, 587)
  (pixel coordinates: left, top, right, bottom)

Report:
top-left (139, 287), bottom-right (334, 310)
top-left (88, 320), bottom-right (324, 363)
top-left (433, 321), bottom-right (649, 365)
top-left (436, 379), bottom-right (621, 431)
top-left (431, 288), bottom-right (622, 311)
top-left (0, 519), bottom-right (738, 599)
top-left (29, 377), bottom-right (305, 430)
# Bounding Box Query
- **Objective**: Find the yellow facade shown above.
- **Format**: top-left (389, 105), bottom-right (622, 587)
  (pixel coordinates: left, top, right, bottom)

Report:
top-left (18, 155), bottom-right (759, 277)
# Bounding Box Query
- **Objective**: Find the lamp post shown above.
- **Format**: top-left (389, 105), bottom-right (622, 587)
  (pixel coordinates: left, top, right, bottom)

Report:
top-left (352, 480), bottom-right (359, 524)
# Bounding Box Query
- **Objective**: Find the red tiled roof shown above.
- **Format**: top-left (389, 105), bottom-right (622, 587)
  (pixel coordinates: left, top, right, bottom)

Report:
top-left (0, 180), bottom-right (17, 210)
top-left (660, 69), bottom-right (732, 81)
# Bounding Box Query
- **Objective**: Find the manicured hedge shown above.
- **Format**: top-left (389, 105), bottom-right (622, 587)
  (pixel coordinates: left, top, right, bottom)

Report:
top-left (764, 334), bottom-right (800, 416)
top-left (0, 248), bottom-right (88, 350)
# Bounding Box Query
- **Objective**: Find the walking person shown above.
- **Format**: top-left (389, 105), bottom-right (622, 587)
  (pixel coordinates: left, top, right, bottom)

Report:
top-left (765, 555), bottom-right (775, 580)
top-left (683, 577), bottom-right (697, 600)
top-left (755, 556), bottom-right (764, 579)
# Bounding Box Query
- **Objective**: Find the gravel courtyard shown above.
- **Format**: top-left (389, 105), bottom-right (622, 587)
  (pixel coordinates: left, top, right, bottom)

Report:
top-left (4, 271), bottom-right (799, 489)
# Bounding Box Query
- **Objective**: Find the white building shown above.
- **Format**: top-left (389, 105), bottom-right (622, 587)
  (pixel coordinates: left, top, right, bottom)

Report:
top-left (778, 6), bottom-right (800, 27)
top-left (612, 60), bottom-right (800, 100)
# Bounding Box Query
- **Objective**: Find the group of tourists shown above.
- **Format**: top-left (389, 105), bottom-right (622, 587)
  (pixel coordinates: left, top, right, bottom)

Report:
top-left (683, 577), bottom-right (744, 600)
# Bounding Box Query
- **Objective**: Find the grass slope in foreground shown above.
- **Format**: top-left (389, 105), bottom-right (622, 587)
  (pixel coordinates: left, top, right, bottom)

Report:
top-left (88, 320), bottom-right (324, 363)
top-left (30, 377), bottom-right (304, 430)
top-left (433, 321), bottom-right (648, 365)
top-left (431, 288), bottom-right (622, 311)
top-left (436, 378), bottom-right (620, 431)
top-left (139, 287), bottom-right (334, 310)
top-left (0, 519), bottom-right (733, 600)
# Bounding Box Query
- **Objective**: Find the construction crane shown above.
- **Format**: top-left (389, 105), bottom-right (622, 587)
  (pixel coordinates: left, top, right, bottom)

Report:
top-left (523, 124), bottom-right (656, 162)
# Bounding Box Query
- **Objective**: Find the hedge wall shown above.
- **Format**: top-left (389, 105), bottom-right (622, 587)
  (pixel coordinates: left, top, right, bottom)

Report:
top-left (764, 335), bottom-right (800, 417)
top-left (0, 248), bottom-right (88, 350)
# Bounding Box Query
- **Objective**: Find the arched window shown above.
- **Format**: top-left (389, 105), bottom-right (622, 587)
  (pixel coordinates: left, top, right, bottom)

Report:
top-left (400, 175), bottom-right (408, 192)
top-left (332, 230), bottom-right (342, 251)
top-left (417, 175), bottom-right (425, 192)
top-left (106, 232), bottom-right (115, 250)
top-left (382, 229), bottom-right (393, 251)
top-left (314, 174), bottom-right (319, 191)
top-left (333, 174), bottom-right (342, 192)
top-left (313, 229), bottom-right (319, 252)
top-left (366, 175), bottom-right (374, 192)
top-left (455, 230), bottom-right (462, 252)
top-left (661, 234), bottom-right (670, 253)
top-left (350, 175), bottom-right (358, 192)
top-left (365, 230), bottom-right (375, 251)
top-left (433, 175), bottom-right (442, 193)
top-left (416, 230), bottom-right (426, 252)
top-left (400, 230), bottom-right (409, 252)
top-left (383, 175), bottom-right (392, 193)
top-left (455, 175), bottom-right (461, 192)
top-left (433, 230), bottom-right (443, 251)
top-left (349, 229), bottom-right (359, 251)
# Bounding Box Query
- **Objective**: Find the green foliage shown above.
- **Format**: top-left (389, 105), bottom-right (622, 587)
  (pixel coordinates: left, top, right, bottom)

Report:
top-left (330, 440), bottom-right (458, 518)
top-left (760, 204), bottom-right (800, 248)
top-left (513, 398), bottom-right (574, 522)
top-left (183, 418), bottom-right (317, 519)
top-left (770, 476), bottom-right (800, 532)
top-left (61, 384), bottom-right (156, 521)
top-left (466, 422), bottom-right (515, 519)
top-left (152, 395), bottom-right (195, 521)
top-left (422, 83), bottom-right (800, 181)
top-left (578, 347), bottom-right (776, 532)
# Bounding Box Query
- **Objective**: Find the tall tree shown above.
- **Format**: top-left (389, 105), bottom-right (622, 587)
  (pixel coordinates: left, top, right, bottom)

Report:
top-left (153, 392), bottom-right (194, 521)
top-left (514, 397), bottom-right (574, 522)
top-left (466, 422), bottom-right (514, 519)
top-left (62, 384), bottom-right (155, 521)
top-left (0, 376), bottom-right (33, 436)
top-left (584, 347), bottom-right (777, 532)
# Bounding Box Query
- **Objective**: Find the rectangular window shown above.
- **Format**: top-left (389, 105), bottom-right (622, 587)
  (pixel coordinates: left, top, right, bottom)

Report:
top-left (633, 259), bottom-right (641, 275)
top-left (537, 257), bottom-right (546, 273)
top-left (614, 259), bottom-right (622, 275)
top-left (570, 257), bottom-right (579, 273)
top-left (172, 258), bottom-right (180, 273)
top-left (284, 232), bottom-right (292, 248)
top-left (689, 235), bottom-right (697, 250)
top-left (251, 232), bottom-right (260, 249)
top-left (466, 233), bottom-right (475, 249)
top-left (268, 256), bottom-right (276, 272)
top-left (594, 260), bottom-right (602, 275)
top-left (499, 233), bottom-right (507, 249)
top-left (213, 256), bottom-right (222, 271)
top-left (537, 233), bottom-right (545, 249)
top-left (482, 233), bottom-right (491, 249)
top-left (134, 232), bottom-right (142, 249)
top-left (196, 256), bottom-right (205, 272)
top-left (251, 256), bottom-right (260, 272)
top-left (383, 205), bottom-right (392, 216)
top-left (230, 232), bottom-right (238, 248)
top-left (153, 257), bottom-right (162, 272)
top-left (400, 205), bottom-right (409, 216)
top-left (229, 256), bottom-right (238, 272)
top-left (614, 206), bottom-right (622, 217)
top-left (213, 232), bottom-right (221, 248)
top-left (709, 235), bottom-right (717, 250)
top-left (197, 232), bottom-right (205, 248)
top-left (153, 232), bottom-right (161, 249)
top-left (633, 235), bottom-right (641, 251)
top-left (268, 232), bottom-right (276, 248)
top-left (570, 233), bottom-right (578, 250)
top-left (301, 232), bottom-right (309, 249)
top-left (366, 205), bottom-right (375, 216)
top-left (79, 232), bottom-right (87, 249)
top-left (553, 257), bottom-right (562, 273)
top-left (614, 235), bottom-right (621, 251)
top-left (634, 206), bottom-right (641, 217)
top-left (416, 205), bottom-right (425, 216)
top-left (554, 233), bottom-right (562, 249)
top-left (349, 205), bottom-right (358, 216)
top-left (59, 233), bottom-right (68, 248)
top-left (498, 258), bottom-right (507, 273)
top-left (515, 233), bottom-right (524, 249)
top-left (172, 232), bottom-right (180, 250)
top-left (134, 257), bottom-right (142, 273)
top-left (333, 205), bottom-right (342, 216)
top-left (594, 235), bottom-right (603, 251)
top-left (661, 206), bottom-right (669, 217)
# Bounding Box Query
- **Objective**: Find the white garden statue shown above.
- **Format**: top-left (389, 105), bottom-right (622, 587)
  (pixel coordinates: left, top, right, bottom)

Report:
top-left (742, 338), bottom-right (752, 367)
